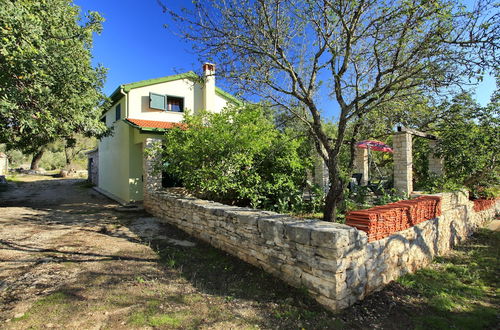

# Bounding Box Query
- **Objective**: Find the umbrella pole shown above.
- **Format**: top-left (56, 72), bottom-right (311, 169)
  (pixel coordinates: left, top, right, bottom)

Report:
top-left (373, 150), bottom-right (383, 179)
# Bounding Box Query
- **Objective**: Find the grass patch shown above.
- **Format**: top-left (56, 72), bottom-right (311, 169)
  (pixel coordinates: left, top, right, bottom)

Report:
top-left (6, 175), bottom-right (23, 183)
top-left (128, 301), bottom-right (191, 328)
top-left (149, 314), bottom-right (182, 327)
top-left (34, 292), bottom-right (72, 306)
top-left (397, 228), bottom-right (499, 329)
top-left (11, 313), bottom-right (30, 322)
top-left (11, 291), bottom-right (80, 325)
top-left (182, 294), bottom-right (205, 304)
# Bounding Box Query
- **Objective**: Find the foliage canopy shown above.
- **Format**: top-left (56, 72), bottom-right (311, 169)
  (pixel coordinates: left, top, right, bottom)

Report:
top-left (155, 105), bottom-right (317, 213)
top-left (0, 0), bottom-right (108, 154)
top-left (434, 92), bottom-right (499, 197)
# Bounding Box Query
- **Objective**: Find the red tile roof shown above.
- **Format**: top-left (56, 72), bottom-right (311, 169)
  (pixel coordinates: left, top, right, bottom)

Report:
top-left (126, 118), bottom-right (186, 130)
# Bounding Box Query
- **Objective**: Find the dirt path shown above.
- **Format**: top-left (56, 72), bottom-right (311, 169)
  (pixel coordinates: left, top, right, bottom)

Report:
top-left (0, 177), bottom-right (166, 327)
top-left (1, 176), bottom-right (346, 329)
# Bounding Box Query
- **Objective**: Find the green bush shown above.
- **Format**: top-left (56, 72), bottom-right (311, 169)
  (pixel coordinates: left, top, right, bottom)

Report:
top-left (39, 151), bottom-right (66, 170)
top-left (153, 104), bottom-right (313, 212)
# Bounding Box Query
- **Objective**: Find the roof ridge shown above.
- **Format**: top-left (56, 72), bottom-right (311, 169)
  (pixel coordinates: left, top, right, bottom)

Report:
top-left (110, 71), bottom-right (242, 106)
top-left (122, 71), bottom-right (198, 92)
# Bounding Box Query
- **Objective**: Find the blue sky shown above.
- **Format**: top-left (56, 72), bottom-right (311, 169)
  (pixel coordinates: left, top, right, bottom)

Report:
top-left (75, 0), bottom-right (496, 119)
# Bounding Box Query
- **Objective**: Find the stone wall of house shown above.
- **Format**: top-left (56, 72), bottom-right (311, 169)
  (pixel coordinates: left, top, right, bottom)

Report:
top-left (143, 141), bottom-right (499, 311)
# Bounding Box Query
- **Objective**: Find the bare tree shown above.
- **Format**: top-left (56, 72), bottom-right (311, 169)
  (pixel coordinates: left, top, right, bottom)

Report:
top-left (161, 0), bottom-right (499, 221)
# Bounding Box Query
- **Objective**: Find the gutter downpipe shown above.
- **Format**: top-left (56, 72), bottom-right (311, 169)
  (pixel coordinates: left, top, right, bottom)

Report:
top-left (119, 86), bottom-right (128, 118)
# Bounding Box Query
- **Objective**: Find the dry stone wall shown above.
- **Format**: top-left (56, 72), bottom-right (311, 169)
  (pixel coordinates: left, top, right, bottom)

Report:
top-left (143, 139), bottom-right (499, 311)
top-left (144, 190), bottom-right (370, 310)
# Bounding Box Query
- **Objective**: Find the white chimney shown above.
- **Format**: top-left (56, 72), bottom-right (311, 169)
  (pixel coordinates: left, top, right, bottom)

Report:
top-left (202, 63), bottom-right (215, 111)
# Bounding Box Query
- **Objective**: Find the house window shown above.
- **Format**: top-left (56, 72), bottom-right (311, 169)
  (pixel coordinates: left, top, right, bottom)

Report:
top-left (115, 104), bottom-right (121, 121)
top-left (167, 96), bottom-right (184, 112)
top-left (150, 92), bottom-right (166, 110)
top-left (100, 115), bottom-right (106, 125)
top-left (149, 92), bottom-right (184, 112)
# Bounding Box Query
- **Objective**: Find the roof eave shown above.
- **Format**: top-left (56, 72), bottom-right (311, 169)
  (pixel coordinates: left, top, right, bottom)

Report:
top-left (215, 87), bottom-right (243, 106)
top-left (107, 71), bottom-right (243, 111)
top-left (121, 71), bottom-right (199, 92)
top-left (123, 119), bottom-right (167, 134)
top-left (109, 85), bottom-right (125, 103)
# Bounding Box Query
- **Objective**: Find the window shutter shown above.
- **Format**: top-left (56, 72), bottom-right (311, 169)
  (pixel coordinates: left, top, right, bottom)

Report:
top-left (150, 92), bottom-right (166, 110)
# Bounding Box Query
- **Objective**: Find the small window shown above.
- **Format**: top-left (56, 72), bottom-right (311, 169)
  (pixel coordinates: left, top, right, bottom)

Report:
top-left (150, 92), bottom-right (166, 110)
top-left (149, 93), bottom-right (184, 112)
top-left (167, 96), bottom-right (184, 112)
top-left (100, 116), bottom-right (106, 125)
top-left (115, 104), bottom-right (121, 121)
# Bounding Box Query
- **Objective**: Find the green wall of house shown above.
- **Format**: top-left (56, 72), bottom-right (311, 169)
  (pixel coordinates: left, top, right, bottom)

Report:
top-left (98, 101), bottom-right (161, 203)
top-left (98, 98), bottom-right (131, 203)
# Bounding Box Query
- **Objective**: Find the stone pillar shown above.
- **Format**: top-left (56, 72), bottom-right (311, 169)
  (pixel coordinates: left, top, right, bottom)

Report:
top-left (143, 138), bottom-right (162, 195)
top-left (428, 140), bottom-right (444, 176)
top-left (354, 148), bottom-right (369, 185)
top-left (393, 132), bottom-right (413, 195)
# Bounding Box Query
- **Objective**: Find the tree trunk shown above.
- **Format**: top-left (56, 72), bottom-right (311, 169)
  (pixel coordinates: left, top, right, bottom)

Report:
top-left (64, 146), bottom-right (72, 167)
top-left (323, 159), bottom-right (345, 222)
top-left (30, 148), bottom-right (45, 170)
top-left (323, 185), bottom-right (338, 221)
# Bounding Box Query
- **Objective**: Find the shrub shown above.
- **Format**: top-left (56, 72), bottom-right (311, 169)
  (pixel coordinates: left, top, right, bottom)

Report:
top-left (154, 104), bottom-right (313, 212)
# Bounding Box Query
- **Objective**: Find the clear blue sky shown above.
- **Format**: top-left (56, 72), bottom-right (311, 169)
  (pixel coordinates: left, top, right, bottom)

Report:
top-left (75, 0), bottom-right (496, 119)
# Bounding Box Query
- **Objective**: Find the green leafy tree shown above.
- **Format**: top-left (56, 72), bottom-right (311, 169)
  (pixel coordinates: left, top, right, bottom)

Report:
top-left (0, 0), bottom-right (108, 169)
top-left (155, 105), bottom-right (312, 212)
top-left (163, 0), bottom-right (498, 221)
top-left (432, 91), bottom-right (499, 197)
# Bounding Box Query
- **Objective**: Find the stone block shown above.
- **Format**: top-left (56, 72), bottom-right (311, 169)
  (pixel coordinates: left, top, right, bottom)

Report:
top-left (284, 220), bottom-right (320, 245)
top-left (315, 246), bottom-right (343, 259)
top-left (313, 295), bottom-right (339, 311)
top-left (301, 272), bottom-right (337, 298)
top-left (280, 264), bottom-right (303, 287)
top-left (310, 255), bottom-right (346, 272)
top-left (257, 216), bottom-right (286, 243)
top-left (309, 222), bottom-right (352, 248)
